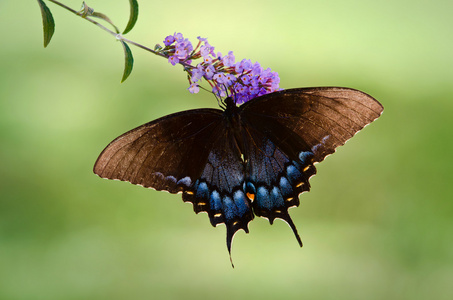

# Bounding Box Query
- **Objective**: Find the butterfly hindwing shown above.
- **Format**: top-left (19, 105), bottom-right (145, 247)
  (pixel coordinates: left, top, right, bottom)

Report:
top-left (240, 123), bottom-right (315, 246)
top-left (182, 120), bottom-right (254, 254)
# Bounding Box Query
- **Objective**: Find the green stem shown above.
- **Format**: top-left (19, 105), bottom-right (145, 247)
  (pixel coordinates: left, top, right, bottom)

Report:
top-left (46, 0), bottom-right (194, 69)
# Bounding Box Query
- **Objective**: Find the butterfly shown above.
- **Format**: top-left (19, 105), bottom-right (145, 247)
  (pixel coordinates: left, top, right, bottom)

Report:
top-left (93, 87), bottom-right (383, 262)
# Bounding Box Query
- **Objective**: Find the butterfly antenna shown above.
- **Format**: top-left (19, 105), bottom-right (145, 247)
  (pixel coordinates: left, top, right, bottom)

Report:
top-left (223, 83), bottom-right (238, 105)
top-left (216, 94), bottom-right (226, 109)
top-left (199, 85), bottom-right (225, 109)
top-left (230, 82), bottom-right (238, 105)
top-left (223, 84), bottom-right (230, 98)
top-left (217, 85), bottom-right (228, 108)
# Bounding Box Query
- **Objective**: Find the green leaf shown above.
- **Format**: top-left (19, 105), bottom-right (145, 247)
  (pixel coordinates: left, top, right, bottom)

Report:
top-left (78, 2), bottom-right (120, 34)
top-left (123, 0), bottom-right (139, 34)
top-left (120, 41), bottom-right (134, 82)
top-left (37, 0), bottom-right (55, 48)
top-left (92, 12), bottom-right (120, 34)
top-left (77, 1), bottom-right (94, 17)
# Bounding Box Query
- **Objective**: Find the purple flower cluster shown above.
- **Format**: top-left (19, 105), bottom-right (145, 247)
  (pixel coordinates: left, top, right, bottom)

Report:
top-left (158, 33), bottom-right (281, 104)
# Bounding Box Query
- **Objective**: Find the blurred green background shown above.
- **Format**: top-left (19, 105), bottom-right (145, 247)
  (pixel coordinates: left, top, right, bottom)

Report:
top-left (1, 0), bottom-right (452, 299)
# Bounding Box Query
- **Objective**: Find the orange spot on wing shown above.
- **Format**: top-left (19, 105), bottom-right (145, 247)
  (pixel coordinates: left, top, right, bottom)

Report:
top-left (246, 192), bottom-right (255, 201)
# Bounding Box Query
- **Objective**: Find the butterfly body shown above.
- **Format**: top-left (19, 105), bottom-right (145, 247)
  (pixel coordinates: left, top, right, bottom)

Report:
top-left (94, 87), bottom-right (383, 256)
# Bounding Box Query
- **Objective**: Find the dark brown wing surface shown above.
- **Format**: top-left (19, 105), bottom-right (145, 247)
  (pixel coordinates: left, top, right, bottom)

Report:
top-left (240, 87), bottom-right (383, 163)
top-left (94, 109), bottom-right (224, 192)
top-left (238, 87), bottom-right (383, 245)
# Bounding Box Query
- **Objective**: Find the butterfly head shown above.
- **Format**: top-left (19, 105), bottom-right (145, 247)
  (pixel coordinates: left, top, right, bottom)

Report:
top-left (224, 96), bottom-right (236, 108)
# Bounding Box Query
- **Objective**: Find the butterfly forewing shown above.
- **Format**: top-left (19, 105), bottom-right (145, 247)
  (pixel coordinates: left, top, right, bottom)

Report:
top-left (94, 109), bottom-right (224, 192)
top-left (240, 87), bottom-right (384, 163)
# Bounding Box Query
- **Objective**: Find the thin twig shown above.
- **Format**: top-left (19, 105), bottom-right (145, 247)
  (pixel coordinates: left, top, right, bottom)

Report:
top-left (46, 0), bottom-right (194, 69)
